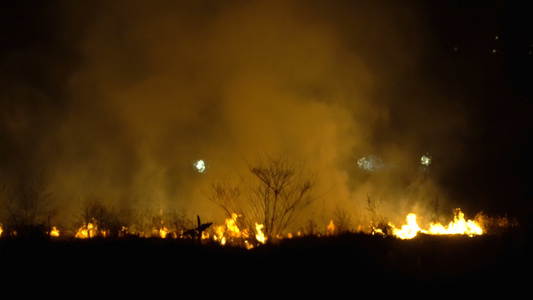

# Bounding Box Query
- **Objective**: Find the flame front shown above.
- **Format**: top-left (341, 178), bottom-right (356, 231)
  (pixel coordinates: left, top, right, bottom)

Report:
top-left (428, 209), bottom-right (483, 237)
top-left (390, 208), bottom-right (483, 239)
top-left (392, 213), bottom-right (421, 239)
top-left (63, 207), bottom-right (486, 246)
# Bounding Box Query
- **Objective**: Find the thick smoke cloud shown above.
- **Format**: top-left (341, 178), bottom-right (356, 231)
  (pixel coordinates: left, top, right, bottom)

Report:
top-left (1, 0), bottom-right (529, 228)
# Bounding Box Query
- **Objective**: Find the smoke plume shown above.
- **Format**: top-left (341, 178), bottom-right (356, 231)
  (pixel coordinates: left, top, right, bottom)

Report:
top-left (2, 0), bottom-right (526, 229)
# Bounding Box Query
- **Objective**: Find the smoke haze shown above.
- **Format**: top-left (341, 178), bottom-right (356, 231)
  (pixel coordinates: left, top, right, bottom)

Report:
top-left (1, 0), bottom-right (531, 228)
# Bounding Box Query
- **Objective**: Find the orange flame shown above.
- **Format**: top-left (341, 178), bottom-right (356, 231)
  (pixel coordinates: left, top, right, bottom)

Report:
top-left (213, 213), bottom-right (245, 245)
top-left (392, 213), bottom-right (421, 239)
top-left (390, 208), bottom-right (483, 239)
top-left (159, 226), bottom-right (169, 238)
top-left (226, 213), bottom-right (244, 238)
top-left (255, 223), bottom-right (266, 244)
top-left (75, 222), bottom-right (106, 238)
top-left (211, 213), bottom-right (268, 248)
top-left (428, 209), bottom-right (483, 237)
top-left (50, 226), bottom-right (60, 237)
top-left (327, 220), bottom-right (335, 236)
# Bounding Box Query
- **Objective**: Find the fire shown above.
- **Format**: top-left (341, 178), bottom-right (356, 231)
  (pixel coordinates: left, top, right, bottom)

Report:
top-left (50, 226), bottom-right (60, 237)
top-left (0, 223), bottom-right (59, 237)
top-left (75, 223), bottom-right (93, 238)
top-left (214, 224), bottom-right (227, 245)
top-left (211, 213), bottom-right (268, 248)
top-left (428, 209), bottom-right (483, 237)
top-left (392, 213), bottom-right (422, 240)
top-left (255, 223), bottom-right (266, 244)
top-left (213, 213), bottom-right (247, 246)
top-left (390, 208), bottom-right (483, 239)
top-left (0, 204), bottom-right (494, 244)
top-left (75, 222), bottom-right (106, 238)
top-left (327, 220), bottom-right (335, 236)
top-left (159, 226), bottom-right (169, 238)
top-left (226, 213), bottom-right (244, 238)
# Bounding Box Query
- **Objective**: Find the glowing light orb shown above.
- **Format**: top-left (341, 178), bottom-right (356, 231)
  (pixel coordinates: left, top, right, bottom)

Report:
top-left (357, 155), bottom-right (383, 171)
top-left (194, 159), bottom-right (206, 173)
top-left (420, 153), bottom-right (432, 166)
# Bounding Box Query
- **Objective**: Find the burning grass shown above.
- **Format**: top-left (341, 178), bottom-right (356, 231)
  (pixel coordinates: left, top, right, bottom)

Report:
top-left (0, 208), bottom-right (520, 245)
top-left (388, 208), bottom-right (484, 239)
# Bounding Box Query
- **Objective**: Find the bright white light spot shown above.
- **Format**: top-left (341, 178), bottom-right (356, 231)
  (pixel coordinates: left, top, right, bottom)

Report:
top-left (357, 155), bottom-right (383, 171)
top-left (421, 153), bottom-right (432, 166)
top-left (194, 159), bottom-right (206, 173)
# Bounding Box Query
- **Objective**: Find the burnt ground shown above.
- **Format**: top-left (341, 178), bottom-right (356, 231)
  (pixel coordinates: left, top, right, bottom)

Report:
top-left (1, 230), bottom-right (531, 296)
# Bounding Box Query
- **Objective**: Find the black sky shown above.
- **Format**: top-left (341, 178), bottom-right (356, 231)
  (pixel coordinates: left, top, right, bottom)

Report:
top-left (0, 0), bottom-right (531, 226)
top-left (422, 0), bottom-right (533, 215)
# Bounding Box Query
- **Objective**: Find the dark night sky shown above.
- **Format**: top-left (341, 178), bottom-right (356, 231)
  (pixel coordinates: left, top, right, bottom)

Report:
top-left (423, 1), bottom-right (533, 216)
top-left (0, 0), bottom-right (531, 226)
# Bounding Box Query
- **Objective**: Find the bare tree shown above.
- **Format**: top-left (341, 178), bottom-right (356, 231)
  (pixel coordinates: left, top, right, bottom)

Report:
top-left (165, 208), bottom-right (196, 238)
top-left (211, 155), bottom-right (316, 241)
top-left (333, 205), bottom-right (353, 234)
top-left (211, 181), bottom-right (243, 220)
top-left (127, 203), bottom-right (153, 237)
top-left (76, 196), bottom-right (104, 238)
top-left (76, 196), bottom-right (124, 238)
top-left (365, 195), bottom-right (391, 235)
top-left (1, 173), bottom-right (56, 237)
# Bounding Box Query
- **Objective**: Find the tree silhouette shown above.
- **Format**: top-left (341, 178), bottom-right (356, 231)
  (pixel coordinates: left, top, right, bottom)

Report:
top-left (365, 195), bottom-right (391, 235)
top-left (75, 196), bottom-right (124, 238)
top-left (333, 205), bottom-right (353, 234)
top-left (1, 173), bottom-right (56, 237)
top-left (211, 154), bottom-right (316, 241)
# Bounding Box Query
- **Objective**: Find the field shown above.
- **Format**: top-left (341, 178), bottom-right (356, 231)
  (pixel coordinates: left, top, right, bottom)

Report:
top-left (1, 230), bottom-right (531, 295)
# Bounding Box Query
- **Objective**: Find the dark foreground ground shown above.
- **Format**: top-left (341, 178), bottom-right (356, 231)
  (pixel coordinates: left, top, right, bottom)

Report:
top-left (1, 230), bottom-right (532, 295)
